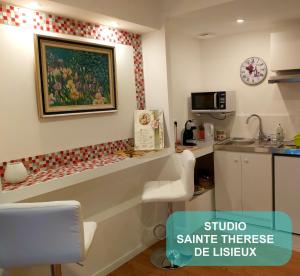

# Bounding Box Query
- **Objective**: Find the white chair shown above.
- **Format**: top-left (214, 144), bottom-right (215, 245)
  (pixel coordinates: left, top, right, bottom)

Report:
top-left (0, 201), bottom-right (97, 276)
top-left (142, 150), bottom-right (195, 269)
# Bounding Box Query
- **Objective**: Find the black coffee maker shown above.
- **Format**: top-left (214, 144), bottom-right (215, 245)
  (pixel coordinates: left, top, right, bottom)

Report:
top-left (182, 120), bottom-right (197, 146)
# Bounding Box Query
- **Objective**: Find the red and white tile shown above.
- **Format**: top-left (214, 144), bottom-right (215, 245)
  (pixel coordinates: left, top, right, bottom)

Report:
top-left (2, 154), bottom-right (129, 191)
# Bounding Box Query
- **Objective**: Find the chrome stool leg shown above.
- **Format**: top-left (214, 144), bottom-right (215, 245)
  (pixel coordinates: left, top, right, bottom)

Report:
top-left (150, 202), bottom-right (185, 270)
top-left (153, 224), bottom-right (166, 240)
top-left (150, 247), bottom-right (179, 269)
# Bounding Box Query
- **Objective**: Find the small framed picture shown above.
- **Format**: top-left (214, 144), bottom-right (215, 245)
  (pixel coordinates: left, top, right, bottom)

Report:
top-left (34, 35), bottom-right (117, 118)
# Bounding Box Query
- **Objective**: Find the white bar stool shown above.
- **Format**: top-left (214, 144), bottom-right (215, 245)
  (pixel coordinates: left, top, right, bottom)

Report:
top-left (0, 200), bottom-right (97, 276)
top-left (142, 150), bottom-right (195, 269)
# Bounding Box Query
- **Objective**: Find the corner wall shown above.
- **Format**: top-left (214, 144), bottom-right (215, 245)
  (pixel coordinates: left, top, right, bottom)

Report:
top-left (166, 26), bottom-right (300, 140)
top-left (198, 28), bottom-right (300, 139)
top-left (142, 27), bottom-right (173, 146)
top-left (165, 28), bottom-right (203, 134)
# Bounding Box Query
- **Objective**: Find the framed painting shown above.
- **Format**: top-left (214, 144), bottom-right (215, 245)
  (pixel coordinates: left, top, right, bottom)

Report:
top-left (34, 35), bottom-right (117, 118)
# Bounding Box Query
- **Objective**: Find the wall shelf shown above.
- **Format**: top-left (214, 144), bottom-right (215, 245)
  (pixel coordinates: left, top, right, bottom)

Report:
top-left (0, 148), bottom-right (173, 203)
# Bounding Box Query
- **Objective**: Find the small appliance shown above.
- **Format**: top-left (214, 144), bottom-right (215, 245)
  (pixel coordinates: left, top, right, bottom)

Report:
top-left (182, 120), bottom-right (197, 146)
top-left (191, 91), bottom-right (235, 113)
top-left (204, 123), bottom-right (214, 142)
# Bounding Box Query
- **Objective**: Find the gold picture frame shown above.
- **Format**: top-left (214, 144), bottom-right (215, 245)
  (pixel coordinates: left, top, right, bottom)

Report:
top-left (34, 35), bottom-right (117, 118)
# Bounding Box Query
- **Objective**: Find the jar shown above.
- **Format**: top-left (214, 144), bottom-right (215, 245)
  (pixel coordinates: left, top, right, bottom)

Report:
top-left (4, 162), bottom-right (28, 184)
top-left (215, 129), bottom-right (227, 141)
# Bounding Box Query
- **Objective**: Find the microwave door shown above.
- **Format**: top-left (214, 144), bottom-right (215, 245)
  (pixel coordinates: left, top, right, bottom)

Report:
top-left (193, 93), bottom-right (216, 110)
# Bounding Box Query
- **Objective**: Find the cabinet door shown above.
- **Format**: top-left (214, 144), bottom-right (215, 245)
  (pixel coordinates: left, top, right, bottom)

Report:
top-left (241, 153), bottom-right (272, 227)
top-left (275, 156), bottom-right (300, 233)
top-left (241, 153), bottom-right (272, 211)
top-left (214, 151), bottom-right (242, 211)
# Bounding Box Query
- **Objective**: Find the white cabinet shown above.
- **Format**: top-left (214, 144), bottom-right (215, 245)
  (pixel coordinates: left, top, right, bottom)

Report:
top-left (241, 153), bottom-right (272, 212)
top-left (214, 151), bottom-right (242, 211)
top-left (275, 156), bottom-right (300, 234)
top-left (271, 30), bottom-right (300, 71)
top-left (215, 151), bottom-right (272, 225)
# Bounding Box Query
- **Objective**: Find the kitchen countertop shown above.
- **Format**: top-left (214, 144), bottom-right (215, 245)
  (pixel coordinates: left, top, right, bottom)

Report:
top-left (272, 145), bottom-right (300, 156)
top-left (214, 139), bottom-right (300, 155)
top-left (214, 140), bottom-right (282, 154)
top-left (176, 142), bottom-right (214, 158)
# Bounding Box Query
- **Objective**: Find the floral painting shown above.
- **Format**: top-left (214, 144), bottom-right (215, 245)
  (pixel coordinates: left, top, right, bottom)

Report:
top-left (35, 35), bottom-right (117, 117)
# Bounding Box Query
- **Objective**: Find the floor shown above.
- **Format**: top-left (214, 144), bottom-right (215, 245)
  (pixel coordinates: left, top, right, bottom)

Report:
top-left (109, 241), bottom-right (300, 276)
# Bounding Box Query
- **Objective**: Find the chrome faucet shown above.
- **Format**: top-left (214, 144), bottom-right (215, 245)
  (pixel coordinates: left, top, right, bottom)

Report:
top-left (246, 114), bottom-right (267, 142)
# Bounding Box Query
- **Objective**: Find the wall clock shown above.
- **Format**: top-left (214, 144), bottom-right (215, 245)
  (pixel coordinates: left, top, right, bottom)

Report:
top-left (240, 57), bottom-right (267, 85)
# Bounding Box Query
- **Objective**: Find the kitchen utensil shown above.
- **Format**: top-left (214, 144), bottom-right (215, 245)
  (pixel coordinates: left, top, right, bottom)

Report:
top-left (174, 121), bottom-right (180, 145)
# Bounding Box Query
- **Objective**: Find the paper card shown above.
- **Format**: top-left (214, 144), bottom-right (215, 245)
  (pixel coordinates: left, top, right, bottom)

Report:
top-left (134, 110), bottom-right (164, 150)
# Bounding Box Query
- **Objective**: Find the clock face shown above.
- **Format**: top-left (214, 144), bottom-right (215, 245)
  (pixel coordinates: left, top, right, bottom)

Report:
top-left (240, 57), bottom-right (267, 85)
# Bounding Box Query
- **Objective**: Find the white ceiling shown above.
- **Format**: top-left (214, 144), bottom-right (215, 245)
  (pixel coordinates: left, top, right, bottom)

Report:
top-left (166, 0), bottom-right (300, 38)
top-left (7, 0), bottom-right (160, 33)
top-left (161, 0), bottom-right (234, 18)
top-left (6, 0), bottom-right (235, 33)
top-left (6, 0), bottom-right (300, 36)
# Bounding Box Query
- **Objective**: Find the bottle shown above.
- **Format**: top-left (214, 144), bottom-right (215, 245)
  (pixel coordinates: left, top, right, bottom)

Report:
top-left (198, 124), bottom-right (205, 140)
top-left (276, 124), bottom-right (284, 142)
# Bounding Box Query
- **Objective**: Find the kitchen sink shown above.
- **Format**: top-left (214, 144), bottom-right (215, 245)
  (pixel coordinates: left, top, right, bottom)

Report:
top-left (227, 137), bottom-right (255, 145)
top-left (215, 137), bottom-right (283, 153)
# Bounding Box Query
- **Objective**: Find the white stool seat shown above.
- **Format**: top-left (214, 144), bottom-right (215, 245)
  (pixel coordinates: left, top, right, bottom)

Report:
top-left (83, 221), bottom-right (97, 253)
top-left (142, 150), bottom-right (195, 204)
top-left (142, 180), bottom-right (189, 203)
top-left (0, 200), bottom-right (97, 271)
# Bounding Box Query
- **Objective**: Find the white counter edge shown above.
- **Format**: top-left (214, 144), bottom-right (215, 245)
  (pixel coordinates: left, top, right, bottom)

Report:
top-left (0, 148), bottom-right (173, 203)
top-left (191, 145), bottom-right (214, 158)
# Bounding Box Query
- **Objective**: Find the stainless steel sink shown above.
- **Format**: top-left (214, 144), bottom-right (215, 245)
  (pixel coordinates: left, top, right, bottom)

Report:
top-left (215, 137), bottom-right (282, 153)
top-left (227, 137), bottom-right (255, 145)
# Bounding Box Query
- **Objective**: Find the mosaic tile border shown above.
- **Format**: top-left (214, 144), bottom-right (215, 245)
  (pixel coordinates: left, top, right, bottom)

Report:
top-left (0, 138), bottom-right (134, 179)
top-left (1, 153), bottom-right (129, 191)
top-left (0, 2), bottom-right (145, 109)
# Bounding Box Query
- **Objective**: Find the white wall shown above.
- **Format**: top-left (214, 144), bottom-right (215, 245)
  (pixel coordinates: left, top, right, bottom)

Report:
top-left (0, 24), bottom-right (136, 162)
top-left (165, 28), bottom-right (203, 133)
top-left (167, 26), bottom-right (300, 140)
top-left (198, 28), bottom-right (300, 140)
top-left (142, 27), bottom-right (172, 146)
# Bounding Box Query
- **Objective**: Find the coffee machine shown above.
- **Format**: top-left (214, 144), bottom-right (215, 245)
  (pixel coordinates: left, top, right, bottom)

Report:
top-left (182, 120), bottom-right (197, 146)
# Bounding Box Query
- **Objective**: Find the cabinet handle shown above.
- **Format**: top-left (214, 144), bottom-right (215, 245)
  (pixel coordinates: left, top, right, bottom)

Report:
top-left (234, 159), bottom-right (239, 163)
top-left (244, 159), bottom-right (249, 163)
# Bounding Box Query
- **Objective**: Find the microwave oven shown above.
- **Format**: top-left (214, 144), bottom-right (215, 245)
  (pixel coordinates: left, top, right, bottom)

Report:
top-left (191, 91), bottom-right (235, 113)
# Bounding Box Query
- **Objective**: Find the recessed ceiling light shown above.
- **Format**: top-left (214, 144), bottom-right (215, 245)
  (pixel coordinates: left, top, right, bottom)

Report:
top-left (111, 21), bottom-right (119, 28)
top-left (28, 1), bottom-right (41, 9)
top-left (236, 19), bottom-right (245, 24)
